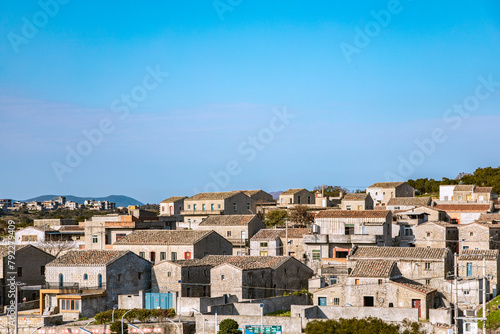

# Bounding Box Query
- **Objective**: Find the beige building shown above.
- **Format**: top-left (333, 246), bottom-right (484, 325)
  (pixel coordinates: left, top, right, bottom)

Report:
top-left (386, 197), bottom-right (432, 211)
top-left (414, 221), bottom-right (458, 251)
top-left (181, 191), bottom-right (255, 227)
top-left (443, 185), bottom-right (497, 203)
top-left (112, 230), bottom-right (233, 263)
top-left (340, 193), bottom-right (373, 211)
top-left (313, 259), bottom-right (437, 320)
top-left (210, 256), bottom-right (313, 299)
top-left (348, 246), bottom-right (453, 292)
top-left (278, 189), bottom-right (315, 206)
top-left (159, 196), bottom-right (186, 226)
top-left (458, 222), bottom-right (500, 251)
top-left (249, 228), bottom-right (311, 259)
top-left (433, 203), bottom-right (494, 225)
top-left (366, 182), bottom-right (415, 207)
top-left (195, 214), bottom-right (265, 253)
top-left (457, 249), bottom-right (499, 297)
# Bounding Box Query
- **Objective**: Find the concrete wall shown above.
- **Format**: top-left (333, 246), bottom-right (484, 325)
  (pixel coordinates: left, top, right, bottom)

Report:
top-left (118, 291), bottom-right (144, 309)
top-left (180, 295), bottom-right (238, 314)
top-left (429, 308), bottom-right (452, 325)
top-left (196, 314), bottom-right (303, 334)
top-left (209, 294), bottom-right (309, 316)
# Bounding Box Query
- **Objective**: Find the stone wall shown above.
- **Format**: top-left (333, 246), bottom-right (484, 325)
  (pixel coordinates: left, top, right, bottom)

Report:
top-left (196, 314), bottom-right (303, 334)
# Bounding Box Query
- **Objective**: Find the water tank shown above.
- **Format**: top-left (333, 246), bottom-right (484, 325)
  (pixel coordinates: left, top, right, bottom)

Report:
top-left (312, 224), bottom-right (320, 234)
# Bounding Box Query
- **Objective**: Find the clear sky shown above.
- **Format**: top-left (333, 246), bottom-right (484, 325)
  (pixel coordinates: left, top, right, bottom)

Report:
top-left (1, 1), bottom-right (499, 203)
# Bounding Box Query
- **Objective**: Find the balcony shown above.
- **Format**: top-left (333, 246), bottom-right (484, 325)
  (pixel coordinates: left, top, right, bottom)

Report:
top-left (42, 282), bottom-right (106, 291)
top-left (180, 209), bottom-right (224, 215)
top-left (304, 234), bottom-right (380, 245)
top-left (303, 234), bottom-right (328, 244)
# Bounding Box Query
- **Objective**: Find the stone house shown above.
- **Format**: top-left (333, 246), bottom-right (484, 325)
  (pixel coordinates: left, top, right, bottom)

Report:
top-left (348, 246), bottom-right (453, 293)
top-left (40, 250), bottom-right (151, 320)
top-left (210, 256), bottom-right (313, 299)
top-left (340, 193), bottom-right (374, 211)
top-left (304, 210), bottom-right (392, 262)
top-left (152, 255), bottom-right (229, 297)
top-left (457, 249), bottom-right (499, 297)
top-left (181, 191), bottom-right (255, 227)
top-left (112, 230), bottom-right (233, 263)
top-left (249, 228), bottom-right (311, 259)
top-left (195, 214), bottom-right (265, 253)
top-left (0, 245), bottom-right (55, 309)
top-left (278, 189), bottom-right (315, 206)
top-left (478, 213), bottom-right (500, 224)
top-left (15, 226), bottom-right (46, 244)
top-left (312, 259), bottom-right (437, 320)
top-left (242, 190), bottom-right (275, 204)
top-left (433, 204), bottom-right (494, 225)
top-left (159, 196), bottom-right (187, 226)
top-left (414, 221), bottom-right (458, 251)
top-left (386, 197), bottom-right (433, 211)
top-left (440, 184), bottom-right (497, 203)
top-left (458, 222), bottom-right (500, 251)
top-left (366, 182), bottom-right (415, 207)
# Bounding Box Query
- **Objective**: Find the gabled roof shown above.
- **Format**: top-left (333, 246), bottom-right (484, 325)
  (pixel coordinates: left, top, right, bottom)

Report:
top-left (433, 204), bottom-right (491, 212)
top-left (458, 221), bottom-right (500, 229)
top-left (458, 249), bottom-right (499, 261)
top-left (415, 221), bottom-right (456, 228)
top-left (368, 182), bottom-right (406, 189)
top-left (349, 260), bottom-right (396, 278)
top-left (343, 193), bottom-right (369, 201)
top-left (454, 185), bottom-right (475, 192)
top-left (387, 197), bottom-right (432, 207)
top-left (114, 230), bottom-right (214, 245)
top-left (251, 228), bottom-right (311, 241)
top-left (279, 188), bottom-right (309, 196)
top-left (161, 255), bottom-right (231, 268)
top-left (186, 191), bottom-right (243, 201)
top-left (475, 187), bottom-right (493, 194)
top-left (220, 256), bottom-right (302, 270)
top-left (391, 278), bottom-right (436, 294)
top-left (0, 245), bottom-right (30, 258)
top-left (350, 246), bottom-right (448, 260)
top-left (198, 215), bottom-right (257, 226)
top-left (46, 250), bottom-right (131, 267)
top-left (161, 196), bottom-right (187, 204)
top-left (315, 210), bottom-right (390, 219)
top-left (478, 213), bottom-right (500, 222)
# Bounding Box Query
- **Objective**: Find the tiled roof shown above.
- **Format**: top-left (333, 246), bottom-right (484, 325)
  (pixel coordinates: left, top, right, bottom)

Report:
top-left (350, 246), bottom-right (448, 260)
top-left (433, 204), bottom-right (491, 212)
top-left (391, 278), bottom-right (436, 294)
top-left (280, 188), bottom-right (308, 196)
top-left (387, 197), bottom-right (432, 206)
top-left (458, 249), bottom-right (499, 261)
top-left (416, 221), bottom-right (455, 228)
top-left (343, 193), bottom-right (369, 201)
top-left (114, 230), bottom-right (213, 245)
top-left (58, 225), bottom-right (85, 232)
top-left (187, 191), bottom-right (242, 201)
top-left (199, 215), bottom-right (257, 226)
top-left (459, 221), bottom-right (500, 228)
top-left (0, 245), bottom-right (29, 258)
top-left (161, 196), bottom-right (187, 203)
top-left (475, 187), bottom-right (493, 194)
top-left (222, 256), bottom-right (293, 270)
top-left (315, 210), bottom-right (390, 219)
top-left (251, 228), bottom-right (312, 241)
top-left (166, 255), bottom-right (231, 268)
top-left (368, 182), bottom-right (406, 189)
top-left (46, 250), bottom-right (130, 267)
top-left (454, 185), bottom-right (474, 192)
top-left (349, 260), bottom-right (396, 278)
top-left (478, 213), bottom-right (500, 222)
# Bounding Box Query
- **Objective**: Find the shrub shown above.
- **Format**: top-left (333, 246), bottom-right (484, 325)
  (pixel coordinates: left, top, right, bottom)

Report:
top-left (218, 318), bottom-right (242, 334)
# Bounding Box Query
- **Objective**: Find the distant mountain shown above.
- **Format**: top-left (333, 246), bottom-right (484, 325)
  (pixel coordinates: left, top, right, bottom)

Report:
top-left (22, 195), bottom-right (144, 208)
top-left (269, 191), bottom-right (283, 200)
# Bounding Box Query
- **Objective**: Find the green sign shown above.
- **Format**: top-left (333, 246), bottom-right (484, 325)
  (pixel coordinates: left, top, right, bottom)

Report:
top-left (244, 325), bottom-right (282, 334)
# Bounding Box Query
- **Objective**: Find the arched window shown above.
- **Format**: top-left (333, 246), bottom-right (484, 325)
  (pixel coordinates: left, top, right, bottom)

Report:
top-left (83, 274), bottom-right (88, 280)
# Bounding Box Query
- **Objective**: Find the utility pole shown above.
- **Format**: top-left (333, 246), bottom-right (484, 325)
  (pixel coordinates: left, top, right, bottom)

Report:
top-left (483, 255), bottom-right (487, 334)
top-left (454, 253), bottom-right (459, 334)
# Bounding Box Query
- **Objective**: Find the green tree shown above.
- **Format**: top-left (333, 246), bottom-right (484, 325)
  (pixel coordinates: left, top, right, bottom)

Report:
top-left (264, 209), bottom-right (288, 227)
top-left (110, 320), bottom-right (128, 334)
top-left (313, 185), bottom-right (348, 197)
top-left (218, 319), bottom-right (242, 334)
top-left (288, 205), bottom-right (313, 227)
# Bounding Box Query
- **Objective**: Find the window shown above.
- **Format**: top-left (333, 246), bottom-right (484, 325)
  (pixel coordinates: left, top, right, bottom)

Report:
top-left (160, 252), bottom-right (166, 261)
top-left (233, 203), bottom-right (237, 212)
top-left (188, 204), bottom-right (191, 209)
top-left (138, 272), bottom-right (143, 279)
top-left (329, 276), bottom-right (337, 285)
top-left (425, 262), bottom-right (431, 270)
top-left (378, 279), bottom-right (382, 285)
top-left (425, 279), bottom-right (430, 285)
top-left (17, 267), bottom-right (22, 277)
top-left (139, 252), bottom-right (145, 258)
top-left (117, 274), bottom-right (122, 282)
top-left (355, 279), bottom-right (360, 285)
top-left (312, 250), bottom-right (321, 261)
top-left (389, 303), bottom-right (394, 307)
top-left (211, 204), bottom-right (214, 211)
top-left (463, 290), bottom-right (470, 295)
top-left (98, 274), bottom-right (102, 288)
top-left (41, 266), bottom-right (45, 275)
top-left (298, 196), bottom-right (301, 203)
top-left (193, 204), bottom-right (197, 211)
top-left (60, 299), bottom-right (80, 311)
top-left (227, 231), bottom-right (232, 237)
top-left (358, 205), bottom-right (363, 210)
top-left (463, 246), bottom-right (469, 250)
top-left (218, 204), bottom-right (221, 209)
top-left (92, 234), bottom-right (98, 244)
top-left (187, 218), bottom-right (191, 223)
top-left (346, 205), bottom-right (351, 211)
top-left (116, 233), bottom-right (126, 241)
top-left (221, 275), bottom-right (225, 280)
top-left (202, 204), bottom-right (205, 211)
top-left (260, 251), bottom-right (268, 256)
top-left (345, 225), bottom-right (354, 235)
top-left (83, 274), bottom-right (88, 280)
top-left (167, 272), bottom-right (171, 277)
top-left (470, 232), bottom-right (474, 236)
top-left (333, 298), bottom-right (340, 305)
top-left (22, 235), bottom-right (37, 242)
top-left (247, 203), bottom-right (250, 210)
top-left (426, 232), bottom-right (431, 237)
top-left (171, 252), bottom-right (177, 261)
top-left (363, 296), bottom-right (374, 307)
top-left (260, 242), bottom-right (268, 247)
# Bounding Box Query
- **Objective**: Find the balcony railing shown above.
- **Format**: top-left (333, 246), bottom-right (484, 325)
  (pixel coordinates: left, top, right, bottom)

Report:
top-left (180, 210), bottom-right (224, 215)
top-left (43, 282), bottom-right (106, 290)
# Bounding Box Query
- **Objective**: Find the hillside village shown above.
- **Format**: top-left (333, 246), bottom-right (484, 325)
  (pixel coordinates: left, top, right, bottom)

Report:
top-left (2, 182), bottom-right (500, 334)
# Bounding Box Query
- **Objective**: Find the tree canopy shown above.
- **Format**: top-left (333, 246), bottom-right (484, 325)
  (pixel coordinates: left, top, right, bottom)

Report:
top-left (305, 318), bottom-right (425, 334)
top-left (313, 185), bottom-right (349, 197)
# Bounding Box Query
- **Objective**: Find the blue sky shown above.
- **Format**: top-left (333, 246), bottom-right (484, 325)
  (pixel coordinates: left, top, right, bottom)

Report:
top-left (1, 1), bottom-right (499, 203)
